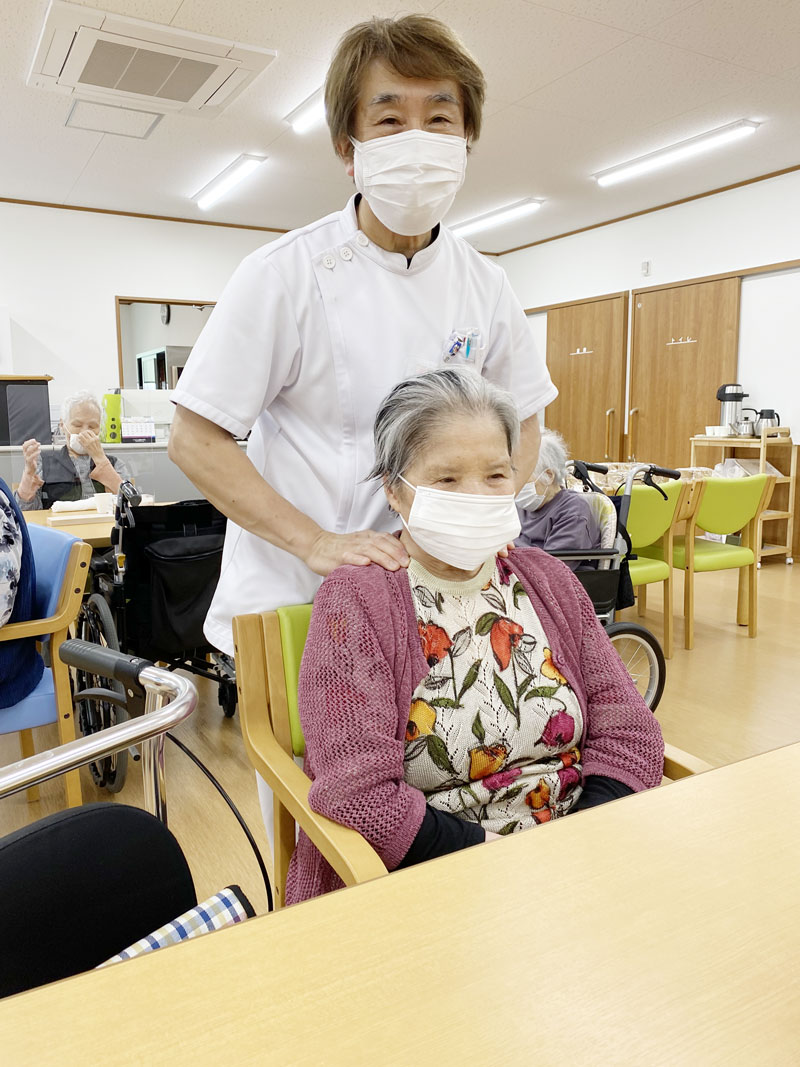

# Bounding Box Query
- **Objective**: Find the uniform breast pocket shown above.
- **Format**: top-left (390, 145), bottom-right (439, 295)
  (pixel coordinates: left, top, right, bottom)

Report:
top-left (440, 328), bottom-right (487, 373)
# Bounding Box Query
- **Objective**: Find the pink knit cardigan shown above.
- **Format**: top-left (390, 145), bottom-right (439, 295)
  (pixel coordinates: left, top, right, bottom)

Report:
top-left (285, 548), bottom-right (664, 904)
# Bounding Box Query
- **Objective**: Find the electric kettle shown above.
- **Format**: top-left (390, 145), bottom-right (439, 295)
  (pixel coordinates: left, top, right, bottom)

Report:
top-left (754, 409), bottom-right (780, 434)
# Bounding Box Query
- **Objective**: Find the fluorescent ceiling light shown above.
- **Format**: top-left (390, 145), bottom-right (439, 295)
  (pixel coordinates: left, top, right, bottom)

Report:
top-left (593, 119), bottom-right (760, 188)
top-left (285, 88), bottom-right (326, 134)
top-left (193, 154), bottom-right (267, 211)
top-left (450, 198), bottom-right (544, 238)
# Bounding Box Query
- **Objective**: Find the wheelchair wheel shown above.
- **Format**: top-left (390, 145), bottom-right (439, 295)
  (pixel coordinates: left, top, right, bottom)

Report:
top-left (76, 593), bottom-right (129, 793)
top-left (605, 622), bottom-right (666, 712)
top-left (219, 678), bottom-right (237, 718)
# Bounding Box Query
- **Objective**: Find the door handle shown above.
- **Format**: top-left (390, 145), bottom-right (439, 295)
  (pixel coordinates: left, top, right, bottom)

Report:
top-left (628, 408), bottom-right (639, 460)
top-left (604, 408), bottom-right (614, 460)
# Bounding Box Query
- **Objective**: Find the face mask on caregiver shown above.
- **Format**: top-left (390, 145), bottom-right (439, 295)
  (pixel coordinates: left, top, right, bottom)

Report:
top-left (351, 129), bottom-right (468, 236)
top-left (398, 476), bottom-right (521, 571)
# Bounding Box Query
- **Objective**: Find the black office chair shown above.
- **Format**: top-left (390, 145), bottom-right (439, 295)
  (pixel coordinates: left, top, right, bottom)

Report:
top-left (0, 803), bottom-right (196, 998)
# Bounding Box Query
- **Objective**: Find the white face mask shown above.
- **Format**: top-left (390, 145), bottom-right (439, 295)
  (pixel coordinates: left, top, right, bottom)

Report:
top-left (516, 471), bottom-right (553, 512)
top-left (68, 433), bottom-right (88, 455)
top-left (398, 476), bottom-right (521, 572)
top-left (352, 130), bottom-right (467, 237)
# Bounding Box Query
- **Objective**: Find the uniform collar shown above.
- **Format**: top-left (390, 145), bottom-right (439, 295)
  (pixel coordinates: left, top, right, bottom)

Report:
top-left (340, 194), bottom-right (443, 275)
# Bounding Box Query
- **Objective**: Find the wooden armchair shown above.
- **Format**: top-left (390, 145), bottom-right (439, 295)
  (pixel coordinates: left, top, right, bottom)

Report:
top-left (233, 606), bottom-right (712, 907)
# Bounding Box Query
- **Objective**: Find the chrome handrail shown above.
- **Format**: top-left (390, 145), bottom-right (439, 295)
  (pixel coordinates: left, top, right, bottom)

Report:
top-left (0, 666), bottom-right (196, 824)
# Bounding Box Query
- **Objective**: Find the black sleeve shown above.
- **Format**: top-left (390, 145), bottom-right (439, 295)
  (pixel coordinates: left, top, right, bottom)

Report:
top-left (571, 774), bottom-right (634, 812)
top-left (397, 805), bottom-right (485, 869)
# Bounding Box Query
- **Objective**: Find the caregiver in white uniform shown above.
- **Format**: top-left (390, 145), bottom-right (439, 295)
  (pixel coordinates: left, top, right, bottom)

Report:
top-left (171, 15), bottom-right (556, 657)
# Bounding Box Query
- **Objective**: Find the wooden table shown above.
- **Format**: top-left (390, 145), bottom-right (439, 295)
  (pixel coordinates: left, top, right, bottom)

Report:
top-left (2, 745), bottom-right (799, 1065)
top-left (23, 508), bottom-right (115, 548)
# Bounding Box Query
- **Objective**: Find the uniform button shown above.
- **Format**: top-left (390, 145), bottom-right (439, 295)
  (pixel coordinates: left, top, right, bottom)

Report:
top-left (322, 254), bottom-right (336, 270)
top-left (356, 232), bottom-right (368, 247)
top-left (340, 245), bottom-right (353, 261)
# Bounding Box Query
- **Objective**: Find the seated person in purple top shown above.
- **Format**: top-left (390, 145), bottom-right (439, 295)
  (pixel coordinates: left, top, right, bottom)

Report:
top-left (286, 369), bottom-right (663, 905)
top-left (515, 428), bottom-right (603, 570)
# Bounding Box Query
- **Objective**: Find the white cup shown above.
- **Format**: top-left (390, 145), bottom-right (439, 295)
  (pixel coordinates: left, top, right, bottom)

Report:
top-left (94, 493), bottom-right (115, 515)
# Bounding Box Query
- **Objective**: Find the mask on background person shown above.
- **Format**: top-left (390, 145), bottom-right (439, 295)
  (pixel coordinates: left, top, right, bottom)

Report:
top-left (352, 130), bottom-right (467, 237)
top-left (398, 476), bottom-right (520, 571)
top-left (516, 470), bottom-right (554, 512)
top-left (68, 434), bottom-right (88, 455)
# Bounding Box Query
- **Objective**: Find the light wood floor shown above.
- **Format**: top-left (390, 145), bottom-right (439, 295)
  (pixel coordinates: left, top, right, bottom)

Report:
top-left (1, 561), bottom-right (798, 917)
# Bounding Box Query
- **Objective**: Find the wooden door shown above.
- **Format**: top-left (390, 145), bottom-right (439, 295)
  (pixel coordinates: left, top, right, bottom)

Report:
top-left (543, 294), bottom-right (627, 461)
top-left (629, 278), bottom-right (740, 468)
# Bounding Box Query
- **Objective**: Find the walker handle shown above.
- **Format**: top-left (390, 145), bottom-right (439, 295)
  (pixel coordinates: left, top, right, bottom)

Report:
top-left (59, 639), bottom-right (153, 692)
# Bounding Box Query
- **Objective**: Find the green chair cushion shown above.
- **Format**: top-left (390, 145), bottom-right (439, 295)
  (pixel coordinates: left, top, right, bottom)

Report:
top-left (628, 556), bottom-right (670, 585)
top-left (276, 604), bottom-right (313, 758)
top-left (639, 537), bottom-right (755, 572)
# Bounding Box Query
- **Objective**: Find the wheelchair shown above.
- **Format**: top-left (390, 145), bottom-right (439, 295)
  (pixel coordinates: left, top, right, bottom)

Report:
top-left (546, 460), bottom-right (681, 712)
top-left (74, 483), bottom-right (237, 792)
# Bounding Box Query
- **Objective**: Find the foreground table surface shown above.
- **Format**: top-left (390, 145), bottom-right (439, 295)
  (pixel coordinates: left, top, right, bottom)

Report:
top-left (2, 745), bottom-right (799, 1066)
top-left (23, 507), bottom-right (115, 547)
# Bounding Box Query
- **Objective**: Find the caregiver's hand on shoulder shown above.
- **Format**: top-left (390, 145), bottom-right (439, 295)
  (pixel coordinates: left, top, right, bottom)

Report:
top-left (305, 529), bottom-right (410, 577)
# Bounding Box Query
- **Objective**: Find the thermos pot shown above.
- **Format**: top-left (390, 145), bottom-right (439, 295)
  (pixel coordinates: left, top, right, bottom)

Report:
top-left (754, 409), bottom-right (780, 434)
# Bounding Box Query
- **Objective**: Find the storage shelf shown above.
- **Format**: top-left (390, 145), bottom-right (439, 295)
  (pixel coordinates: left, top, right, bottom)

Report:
top-left (760, 544), bottom-right (788, 556)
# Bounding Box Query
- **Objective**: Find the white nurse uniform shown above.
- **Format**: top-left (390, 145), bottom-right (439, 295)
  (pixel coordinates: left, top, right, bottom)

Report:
top-left (172, 195), bottom-right (557, 655)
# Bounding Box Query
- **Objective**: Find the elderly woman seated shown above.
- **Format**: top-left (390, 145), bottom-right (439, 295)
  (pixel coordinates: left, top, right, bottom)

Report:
top-left (286, 369), bottom-right (663, 905)
top-left (16, 391), bottom-right (132, 511)
top-left (515, 428), bottom-right (603, 570)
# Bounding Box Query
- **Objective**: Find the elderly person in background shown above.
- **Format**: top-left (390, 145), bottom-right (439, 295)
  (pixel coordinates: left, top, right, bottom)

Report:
top-left (286, 369), bottom-right (663, 905)
top-left (0, 477), bottom-right (44, 707)
top-left (16, 391), bottom-right (131, 511)
top-left (515, 428), bottom-right (603, 570)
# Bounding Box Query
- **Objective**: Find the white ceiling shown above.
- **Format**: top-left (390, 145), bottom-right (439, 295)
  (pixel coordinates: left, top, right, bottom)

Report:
top-left (3, 0), bottom-right (800, 253)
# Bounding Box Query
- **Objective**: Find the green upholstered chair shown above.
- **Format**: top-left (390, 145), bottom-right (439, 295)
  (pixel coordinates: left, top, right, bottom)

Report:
top-left (638, 475), bottom-right (774, 650)
top-left (233, 603), bottom-right (713, 907)
top-left (620, 479), bottom-right (692, 659)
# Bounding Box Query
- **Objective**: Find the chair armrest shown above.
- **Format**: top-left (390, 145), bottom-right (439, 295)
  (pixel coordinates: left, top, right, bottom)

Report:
top-left (0, 615), bottom-right (65, 641)
top-left (241, 724), bottom-right (387, 889)
top-left (663, 742), bottom-right (713, 780)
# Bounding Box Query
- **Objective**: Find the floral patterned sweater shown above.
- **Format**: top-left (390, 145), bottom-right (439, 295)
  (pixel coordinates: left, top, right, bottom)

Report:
top-left (286, 547), bottom-right (664, 905)
top-left (404, 556), bottom-right (584, 835)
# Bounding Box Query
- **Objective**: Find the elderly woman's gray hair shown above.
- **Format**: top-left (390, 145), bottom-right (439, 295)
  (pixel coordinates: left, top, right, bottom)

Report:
top-left (369, 368), bottom-right (520, 487)
top-left (61, 390), bottom-right (102, 425)
top-left (534, 428), bottom-right (569, 485)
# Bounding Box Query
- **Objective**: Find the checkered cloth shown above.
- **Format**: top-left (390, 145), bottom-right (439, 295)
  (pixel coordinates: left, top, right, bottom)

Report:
top-left (99, 885), bottom-right (253, 967)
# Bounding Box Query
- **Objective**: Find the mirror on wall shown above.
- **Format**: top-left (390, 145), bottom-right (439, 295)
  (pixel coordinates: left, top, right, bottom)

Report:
top-left (116, 297), bottom-right (215, 388)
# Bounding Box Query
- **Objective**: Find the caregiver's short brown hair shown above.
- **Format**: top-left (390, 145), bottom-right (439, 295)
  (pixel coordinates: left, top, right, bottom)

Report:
top-left (325, 15), bottom-right (486, 159)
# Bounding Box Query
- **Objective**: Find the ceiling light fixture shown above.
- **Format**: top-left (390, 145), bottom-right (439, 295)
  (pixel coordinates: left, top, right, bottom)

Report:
top-left (284, 88), bottom-right (326, 134)
top-left (593, 119), bottom-right (760, 188)
top-left (193, 154), bottom-right (267, 211)
top-left (450, 198), bottom-right (544, 238)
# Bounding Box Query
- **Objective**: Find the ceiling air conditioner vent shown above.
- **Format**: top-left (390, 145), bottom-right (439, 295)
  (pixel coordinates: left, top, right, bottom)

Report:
top-left (28, 1), bottom-right (277, 116)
